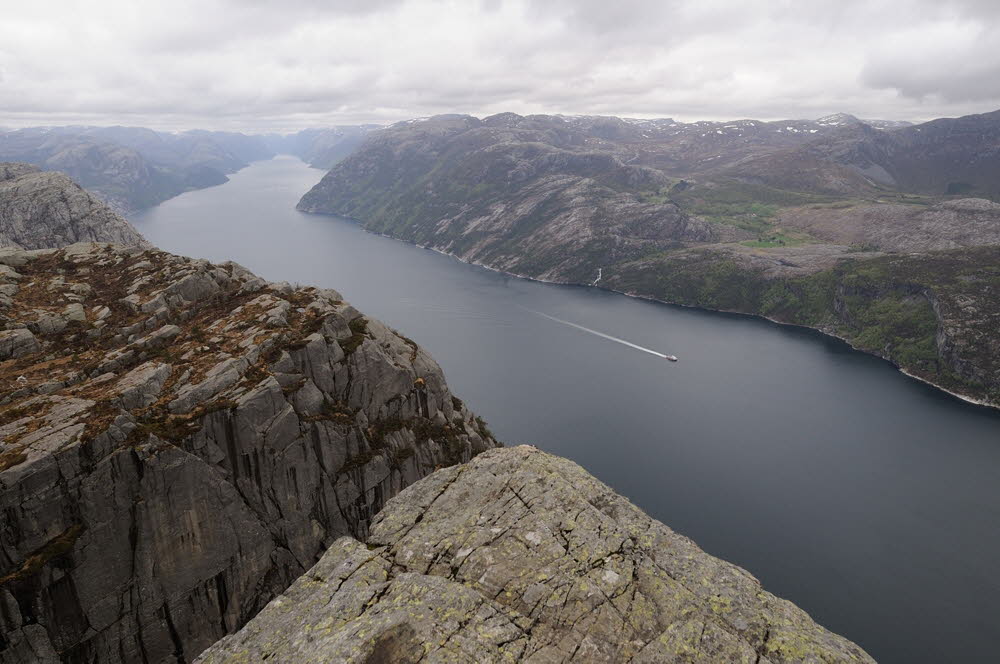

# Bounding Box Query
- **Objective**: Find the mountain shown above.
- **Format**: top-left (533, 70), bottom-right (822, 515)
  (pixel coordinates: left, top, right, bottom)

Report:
top-left (0, 241), bottom-right (497, 662)
top-left (297, 114), bottom-right (740, 283)
top-left (200, 446), bottom-right (875, 663)
top-left (0, 127), bottom-right (276, 213)
top-left (0, 162), bottom-right (149, 249)
top-left (297, 110), bottom-right (1000, 407)
top-left (734, 109), bottom-right (1000, 197)
top-left (844, 109), bottom-right (1000, 196)
top-left (265, 126), bottom-right (380, 169)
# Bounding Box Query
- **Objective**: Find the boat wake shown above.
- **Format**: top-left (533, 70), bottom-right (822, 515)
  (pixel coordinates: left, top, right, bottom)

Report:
top-left (524, 308), bottom-right (669, 359)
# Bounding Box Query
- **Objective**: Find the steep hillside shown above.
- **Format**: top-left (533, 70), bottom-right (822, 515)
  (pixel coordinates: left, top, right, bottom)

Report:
top-left (0, 163), bottom-right (149, 250)
top-left (199, 446), bottom-right (875, 663)
top-left (0, 243), bottom-right (497, 663)
top-left (0, 127), bottom-right (275, 213)
top-left (603, 243), bottom-right (1000, 405)
top-left (297, 115), bottom-right (739, 282)
top-left (296, 111), bottom-right (1000, 407)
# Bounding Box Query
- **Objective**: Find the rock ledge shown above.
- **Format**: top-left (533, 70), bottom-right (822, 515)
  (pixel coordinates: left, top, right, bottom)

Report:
top-left (200, 446), bottom-right (874, 663)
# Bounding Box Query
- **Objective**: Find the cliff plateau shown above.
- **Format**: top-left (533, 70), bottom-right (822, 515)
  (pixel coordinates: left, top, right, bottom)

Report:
top-left (0, 242), bottom-right (496, 663)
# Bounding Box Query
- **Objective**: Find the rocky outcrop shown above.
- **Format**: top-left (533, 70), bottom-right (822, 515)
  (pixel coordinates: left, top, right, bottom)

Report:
top-left (0, 243), bottom-right (497, 663)
top-left (199, 446), bottom-right (874, 663)
top-left (0, 164), bottom-right (149, 250)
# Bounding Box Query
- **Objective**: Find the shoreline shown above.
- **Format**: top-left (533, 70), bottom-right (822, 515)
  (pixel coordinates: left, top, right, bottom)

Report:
top-left (301, 209), bottom-right (999, 413)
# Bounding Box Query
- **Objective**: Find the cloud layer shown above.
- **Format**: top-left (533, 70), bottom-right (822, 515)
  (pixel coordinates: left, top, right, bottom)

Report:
top-left (2, 0), bottom-right (999, 131)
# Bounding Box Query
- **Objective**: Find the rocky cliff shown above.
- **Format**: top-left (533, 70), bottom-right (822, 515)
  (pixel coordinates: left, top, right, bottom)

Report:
top-left (199, 445), bottom-right (874, 663)
top-left (0, 242), bottom-right (497, 663)
top-left (0, 163), bottom-right (149, 250)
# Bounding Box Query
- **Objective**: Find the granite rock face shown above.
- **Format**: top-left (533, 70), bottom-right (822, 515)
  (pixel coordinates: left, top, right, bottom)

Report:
top-left (0, 163), bottom-right (149, 250)
top-left (200, 446), bottom-right (874, 664)
top-left (0, 243), bottom-right (497, 663)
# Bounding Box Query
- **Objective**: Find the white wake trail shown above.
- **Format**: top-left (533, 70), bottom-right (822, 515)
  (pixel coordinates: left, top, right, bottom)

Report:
top-left (526, 309), bottom-right (667, 359)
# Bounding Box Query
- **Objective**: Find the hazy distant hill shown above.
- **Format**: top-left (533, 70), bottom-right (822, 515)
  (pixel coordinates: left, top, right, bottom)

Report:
top-left (0, 126), bottom-right (275, 213)
top-left (265, 125), bottom-right (381, 169)
top-left (733, 110), bottom-right (1000, 198)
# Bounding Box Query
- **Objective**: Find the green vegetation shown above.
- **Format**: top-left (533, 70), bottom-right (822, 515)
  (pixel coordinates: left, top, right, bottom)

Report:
top-left (672, 180), bottom-right (840, 233)
top-left (474, 416), bottom-right (494, 440)
top-left (849, 295), bottom-right (939, 369)
top-left (741, 230), bottom-right (809, 248)
top-left (0, 524), bottom-right (85, 586)
top-left (341, 317), bottom-right (369, 355)
top-left (607, 245), bottom-right (1000, 404)
top-left (637, 185), bottom-right (675, 205)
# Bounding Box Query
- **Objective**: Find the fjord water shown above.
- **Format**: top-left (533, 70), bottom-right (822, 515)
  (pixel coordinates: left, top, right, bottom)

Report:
top-left (132, 156), bottom-right (1000, 664)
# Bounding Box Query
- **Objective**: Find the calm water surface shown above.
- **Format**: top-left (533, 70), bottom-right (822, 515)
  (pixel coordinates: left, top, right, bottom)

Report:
top-left (133, 156), bottom-right (1000, 664)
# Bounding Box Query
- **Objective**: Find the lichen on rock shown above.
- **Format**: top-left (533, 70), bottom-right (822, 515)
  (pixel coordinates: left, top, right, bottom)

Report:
top-left (198, 446), bottom-right (874, 664)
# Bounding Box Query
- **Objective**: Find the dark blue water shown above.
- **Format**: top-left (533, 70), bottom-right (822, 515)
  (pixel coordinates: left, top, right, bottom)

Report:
top-left (132, 156), bottom-right (1000, 664)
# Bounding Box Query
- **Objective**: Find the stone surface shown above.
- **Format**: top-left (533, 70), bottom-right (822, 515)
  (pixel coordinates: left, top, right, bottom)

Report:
top-left (199, 446), bottom-right (875, 664)
top-left (0, 243), bottom-right (498, 663)
top-left (0, 163), bottom-right (150, 250)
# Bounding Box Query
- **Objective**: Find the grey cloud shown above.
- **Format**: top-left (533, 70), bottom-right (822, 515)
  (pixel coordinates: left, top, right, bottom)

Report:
top-left (861, 22), bottom-right (1000, 102)
top-left (1, 0), bottom-right (999, 131)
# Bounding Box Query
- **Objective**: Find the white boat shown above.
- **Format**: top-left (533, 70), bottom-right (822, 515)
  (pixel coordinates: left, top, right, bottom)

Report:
top-left (664, 354), bottom-right (678, 362)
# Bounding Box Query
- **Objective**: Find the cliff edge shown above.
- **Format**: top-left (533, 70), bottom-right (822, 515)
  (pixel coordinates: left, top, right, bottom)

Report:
top-left (0, 243), bottom-right (496, 663)
top-left (200, 445), bottom-right (874, 663)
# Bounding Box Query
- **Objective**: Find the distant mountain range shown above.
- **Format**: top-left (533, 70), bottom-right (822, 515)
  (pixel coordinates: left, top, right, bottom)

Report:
top-left (263, 125), bottom-right (381, 169)
top-left (0, 126), bottom-right (270, 213)
top-left (0, 124), bottom-right (381, 214)
top-left (8, 109), bottom-right (989, 217)
top-left (297, 108), bottom-right (1000, 407)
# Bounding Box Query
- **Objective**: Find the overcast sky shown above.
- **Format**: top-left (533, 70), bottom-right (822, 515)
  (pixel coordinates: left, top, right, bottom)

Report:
top-left (2, 0), bottom-right (999, 132)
